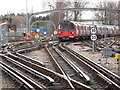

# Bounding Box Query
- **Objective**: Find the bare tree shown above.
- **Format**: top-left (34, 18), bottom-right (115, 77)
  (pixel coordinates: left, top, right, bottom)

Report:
top-left (117, 1), bottom-right (120, 26)
top-left (70, 0), bottom-right (89, 21)
top-left (45, 0), bottom-right (89, 34)
top-left (47, 0), bottom-right (70, 34)
top-left (94, 1), bottom-right (119, 25)
top-left (47, 0), bottom-right (89, 23)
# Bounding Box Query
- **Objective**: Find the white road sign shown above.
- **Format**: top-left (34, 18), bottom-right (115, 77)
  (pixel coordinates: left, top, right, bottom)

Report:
top-left (91, 28), bottom-right (96, 34)
top-left (91, 35), bottom-right (97, 41)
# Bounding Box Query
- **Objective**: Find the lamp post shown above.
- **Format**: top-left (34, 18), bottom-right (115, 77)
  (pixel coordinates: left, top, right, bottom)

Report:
top-left (74, 1), bottom-right (77, 21)
top-left (0, 23), bottom-right (7, 46)
top-left (26, 0), bottom-right (28, 40)
top-left (0, 16), bottom-right (2, 23)
top-left (49, 4), bottom-right (51, 21)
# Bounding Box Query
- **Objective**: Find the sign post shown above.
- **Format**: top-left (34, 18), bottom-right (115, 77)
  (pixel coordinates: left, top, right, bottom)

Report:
top-left (115, 53), bottom-right (120, 76)
top-left (0, 22), bottom-right (7, 46)
top-left (91, 27), bottom-right (97, 52)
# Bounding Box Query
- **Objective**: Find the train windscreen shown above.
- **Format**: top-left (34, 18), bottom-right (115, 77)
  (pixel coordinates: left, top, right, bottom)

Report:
top-left (60, 22), bottom-right (74, 31)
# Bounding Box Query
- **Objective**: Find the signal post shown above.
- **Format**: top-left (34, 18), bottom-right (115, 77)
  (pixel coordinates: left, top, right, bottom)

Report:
top-left (90, 27), bottom-right (97, 53)
top-left (115, 53), bottom-right (120, 76)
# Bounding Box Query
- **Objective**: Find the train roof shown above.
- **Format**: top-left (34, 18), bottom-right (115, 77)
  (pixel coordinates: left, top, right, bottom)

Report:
top-left (70, 21), bottom-right (94, 27)
top-left (61, 21), bottom-right (119, 30)
top-left (70, 21), bottom-right (119, 29)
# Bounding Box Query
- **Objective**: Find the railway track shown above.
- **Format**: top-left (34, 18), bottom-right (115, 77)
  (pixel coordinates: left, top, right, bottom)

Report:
top-left (1, 41), bottom-right (120, 90)
top-left (1, 52), bottom-right (55, 89)
top-left (46, 43), bottom-right (119, 89)
top-left (84, 39), bottom-right (120, 54)
top-left (45, 44), bottom-right (91, 90)
top-left (1, 41), bottom-right (90, 90)
top-left (61, 42), bottom-right (120, 89)
top-left (0, 59), bottom-right (45, 90)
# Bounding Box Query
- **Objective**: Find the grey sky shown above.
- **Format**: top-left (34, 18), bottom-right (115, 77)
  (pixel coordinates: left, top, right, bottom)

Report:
top-left (0, 0), bottom-right (119, 19)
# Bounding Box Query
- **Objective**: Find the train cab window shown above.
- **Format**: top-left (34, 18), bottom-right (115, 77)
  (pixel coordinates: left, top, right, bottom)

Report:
top-left (69, 23), bottom-right (74, 30)
top-left (61, 23), bottom-right (68, 31)
top-left (60, 21), bottom-right (75, 32)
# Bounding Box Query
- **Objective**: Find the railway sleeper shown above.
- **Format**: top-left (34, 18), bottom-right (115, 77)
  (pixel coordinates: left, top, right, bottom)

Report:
top-left (2, 55), bottom-right (55, 86)
top-left (15, 52), bottom-right (45, 67)
top-left (63, 43), bottom-right (120, 87)
top-left (56, 44), bottom-right (91, 85)
top-left (5, 46), bottom-right (91, 90)
top-left (17, 84), bottom-right (30, 90)
top-left (94, 74), bottom-right (114, 89)
top-left (47, 82), bottom-right (65, 90)
top-left (3, 54), bottom-right (73, 89)
top-left (46, 45), bottom-right (92, 90)
top-left (1, 64), bottom-right (34, 90)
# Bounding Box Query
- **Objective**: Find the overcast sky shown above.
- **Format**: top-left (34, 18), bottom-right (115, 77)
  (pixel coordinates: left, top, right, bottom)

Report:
top-left (0, 0), bottom-right (43, 15)
top-left (0, 0), bottom-right (119, 19)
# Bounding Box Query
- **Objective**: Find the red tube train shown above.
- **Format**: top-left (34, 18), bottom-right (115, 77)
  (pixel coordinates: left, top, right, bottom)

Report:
top-left (56, 20), bottom-right (120, 41)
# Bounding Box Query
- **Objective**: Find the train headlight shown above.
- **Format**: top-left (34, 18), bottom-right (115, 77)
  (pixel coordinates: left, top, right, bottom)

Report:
top-left (70, 32), bottom-right (74, 34)
top-left (58, 31), bottom-right (62, 34)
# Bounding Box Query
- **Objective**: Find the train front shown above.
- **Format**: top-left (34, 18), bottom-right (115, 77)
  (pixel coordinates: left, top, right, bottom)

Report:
top-left (56, 21), bottom-right (76, 41)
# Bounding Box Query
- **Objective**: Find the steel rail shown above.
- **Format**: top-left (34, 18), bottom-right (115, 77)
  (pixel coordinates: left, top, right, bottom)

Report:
top-left (1, 41), bottom-right (87, 89)
top-left (15, 43), bottom-right (46, 53)
top-left (45, 45), bottom-right (92, 90)
top-left (3, 45), bottom-right (78, 89)
top-left (45, 45), bottom-right (75, 90)
top-left (53, 45), bottom-right (90, 84)
top-left (16, 46), bottom-right (38, 53)
top-left (1, 54), bottom-right (55, 85)
top-left (1, 61), bottom-right (44, 90)
top-left (15, 52), bottom-right (45, 67)
top-left (3, 43), bottom-right (45, 68)
top-left (1, 44), bottom-right (55, 85)
top-left (63, 43), bottom-right (120, 89)
top-left (5, 52), bottom-right (71, 88)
